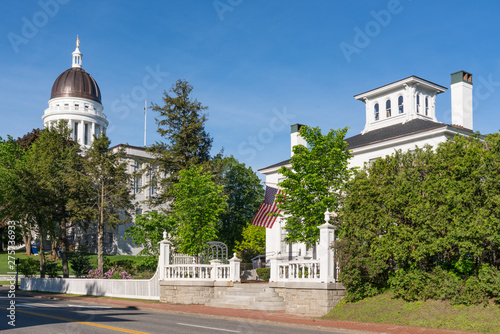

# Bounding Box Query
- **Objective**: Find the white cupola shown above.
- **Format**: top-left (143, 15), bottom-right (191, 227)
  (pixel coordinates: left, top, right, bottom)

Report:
top-left (42, 37), bottom-right (108, 147)
top-left (354, 76), bottom-right (447, 133)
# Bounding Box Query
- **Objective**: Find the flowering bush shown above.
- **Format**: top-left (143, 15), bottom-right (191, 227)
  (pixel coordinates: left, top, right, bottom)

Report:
top-left (87, 268), bottom-right (131, 280)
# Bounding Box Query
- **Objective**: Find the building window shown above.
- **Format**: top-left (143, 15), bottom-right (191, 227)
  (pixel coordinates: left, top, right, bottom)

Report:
top-left (134, 161), bottom-right (142, 194)
top-left (374, 103), bottom-right (379, 121)
top-left (425, 97), bottom-right (429, 116)
top-left (84, 123), bottom-right (89, 145)
top-left (73, 122), bottom-right (78, 142)
top-left (386, 99), bottom-right (391, 117)
top-left (416, 94), bottom-right (420, 113)
top-left (149, 167), bottom-right (157, 196)
top-left (75, 104), bottom-right (79, 110)
top-left (398, 96), bottom-right (404, 114)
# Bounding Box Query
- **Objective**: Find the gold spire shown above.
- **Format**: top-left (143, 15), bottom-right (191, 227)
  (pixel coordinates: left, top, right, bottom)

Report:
top-left (76, 35), bottom-right (80, 49)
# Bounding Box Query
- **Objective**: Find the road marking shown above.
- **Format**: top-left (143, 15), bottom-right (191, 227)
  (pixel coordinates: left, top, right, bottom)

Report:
top-left (68, 304), bottom-right (113, 309)
top-left (8, 308), bottom-right (150, 334)
top-left (177, 322), bottom-right (240, 333)
top-left (17, 304), bottom-right (36, 308)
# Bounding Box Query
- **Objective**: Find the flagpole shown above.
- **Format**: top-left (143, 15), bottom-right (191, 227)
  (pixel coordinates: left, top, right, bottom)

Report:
top-left (144, 99), bottom-right (147, 147)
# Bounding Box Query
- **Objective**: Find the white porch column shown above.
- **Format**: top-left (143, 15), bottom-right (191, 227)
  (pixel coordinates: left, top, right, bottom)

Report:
top-left (79, 120), bottom-right (84, 145)
top-left (228, 253), bottom-right (241, 282)
top-left (91, 122), bottom-right (96, 144)
top-left (318, 210), bottom-right (336, 283)
top-left (158, 231), bottom-right (171, 280)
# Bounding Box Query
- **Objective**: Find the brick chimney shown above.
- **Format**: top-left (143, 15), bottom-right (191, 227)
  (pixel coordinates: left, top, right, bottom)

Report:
top-left (450, 70), bottom-right (473, 130)
top-left (290, 123), bottom-right (306, 156)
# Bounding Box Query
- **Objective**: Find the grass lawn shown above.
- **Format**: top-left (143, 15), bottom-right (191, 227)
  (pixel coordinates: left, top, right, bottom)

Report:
top-left (324, 292), bottom-right (500, 333)
top-left (0, 251), bottom-right (145, 276)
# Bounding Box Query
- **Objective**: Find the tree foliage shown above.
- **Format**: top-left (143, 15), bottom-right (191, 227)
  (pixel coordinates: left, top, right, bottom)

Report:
top-left (276, 126), bottom-right (351, 245)
top-left (149, 79), bottom-right (213, 204)
top-left (337, 134), bottom-right (500, 304)
top-left (233, 223), bottom-right (266, 263)
top-left (172, 166), bottom-right (227, 258)
top-left (216, 156), bottom-right (264, 252)
top-left (125, 211), bottom-right (176, 258)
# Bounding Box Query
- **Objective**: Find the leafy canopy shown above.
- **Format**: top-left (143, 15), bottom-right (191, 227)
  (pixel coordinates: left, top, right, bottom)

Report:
top-left (276, 125), bottom-right (351, 245)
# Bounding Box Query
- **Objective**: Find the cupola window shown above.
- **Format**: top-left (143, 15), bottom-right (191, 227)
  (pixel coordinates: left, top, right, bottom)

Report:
top-left (386, 99), bottom-right (391, 117)
top-left (374, 103), bottom-right (379, 121)
top-left (416, 95), bottom-right (420, 113)
top-left (425, 97), bottom-right (429, 116)
top-left (398, 96), bottom-right (404, 114)
top-left (73, 122), bottom-right (78, 142)
top-left (84, 123), bottom-right (89, 145)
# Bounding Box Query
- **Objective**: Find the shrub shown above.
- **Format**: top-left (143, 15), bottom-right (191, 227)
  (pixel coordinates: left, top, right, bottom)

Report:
top-left (44, 261), bottom-right (61, 278)
top-left (87, 268), bottom-right (131, 279)
top-left (19, 257), bottom-right (39, 277)
top-left (68, 251), bottom-right (92, 278)
top-left (109, 259), bottom-right (135, 274)
top-left (137, 256), bottom-right (157, 272)
top-left (256, 268), bottom-right (270, 281)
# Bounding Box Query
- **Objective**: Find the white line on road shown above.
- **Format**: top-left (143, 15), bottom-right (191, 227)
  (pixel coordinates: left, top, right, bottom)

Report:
top-left (17, 304), bottom-right (37, 308)
top-left (67, 304), bottom-right (112, 309)
top-left (177, 323), bottom-right (240, 333)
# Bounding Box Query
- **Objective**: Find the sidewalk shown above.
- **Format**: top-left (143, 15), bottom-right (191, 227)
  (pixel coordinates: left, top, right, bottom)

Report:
top-left (15, 289), bottom-right (477, 334)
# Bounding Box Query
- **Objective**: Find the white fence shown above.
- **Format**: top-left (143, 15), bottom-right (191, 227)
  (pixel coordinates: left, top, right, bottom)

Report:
top-left (270, 213), bottom-right (340, 283)
top-left (21, 268), bottom-right (160, 300)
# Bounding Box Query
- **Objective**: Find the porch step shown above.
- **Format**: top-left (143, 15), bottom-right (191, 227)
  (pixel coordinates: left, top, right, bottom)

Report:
top-left (206, 283), bottom-right (285, 311)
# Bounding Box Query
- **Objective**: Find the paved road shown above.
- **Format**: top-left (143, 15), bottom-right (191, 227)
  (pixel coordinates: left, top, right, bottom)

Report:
top-left (0, 294), bottom-right (360, 334)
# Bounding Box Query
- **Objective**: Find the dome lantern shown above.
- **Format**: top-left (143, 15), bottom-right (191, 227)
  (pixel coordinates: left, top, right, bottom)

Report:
top-left (72, 36), bottom-right (82, 68)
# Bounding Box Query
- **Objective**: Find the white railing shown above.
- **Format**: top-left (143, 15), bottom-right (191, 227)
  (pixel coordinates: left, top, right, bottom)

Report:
top-left (172, 253), bottom-right (196, 265)
top-left (277, 260), bottom-right (321, 281)
top-left (164, 264), bottom-right (213, 280)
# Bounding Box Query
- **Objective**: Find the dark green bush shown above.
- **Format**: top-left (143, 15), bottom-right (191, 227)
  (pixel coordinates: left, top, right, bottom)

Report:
top-left (44, 261), bottom-right (61, 278)
top-left (256, 268), bottom-right (270, 281)
top-left (19, 257), bottom-right (39, 277)
top-left (68, 251), bottom-right (92, 278)
top-left (137, 256), bottom-right (157, 272)
top-left (109, 259), bottom-right (136, 274)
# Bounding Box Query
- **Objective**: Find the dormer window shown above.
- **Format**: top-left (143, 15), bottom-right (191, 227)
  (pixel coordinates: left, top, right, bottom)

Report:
top-left (416, 95), bottom-right (420, 113)
top-left (398, 96), bottom-right (404, 114)
top-left (374, 103), bottom-right (379, 121)
top-left (386, 100), bottom-right (391, 117)
top-left (425, 97), bottom-right (429, 116)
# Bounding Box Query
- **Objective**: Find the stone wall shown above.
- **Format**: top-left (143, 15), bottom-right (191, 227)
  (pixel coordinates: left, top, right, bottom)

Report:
top-left (273, 282), bottom-right (345, 317)
top-left (159, 281), bottom-right (236, 305)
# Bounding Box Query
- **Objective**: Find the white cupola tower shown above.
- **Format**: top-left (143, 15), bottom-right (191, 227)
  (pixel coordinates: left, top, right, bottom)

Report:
top-left (354, 76), bottom-right (447, 133)
top-left (42, 37), bottom-right (108, 147)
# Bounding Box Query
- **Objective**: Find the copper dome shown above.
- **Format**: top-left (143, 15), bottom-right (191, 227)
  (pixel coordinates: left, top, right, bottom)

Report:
top-left (50, 67), bottom-right (102, 103)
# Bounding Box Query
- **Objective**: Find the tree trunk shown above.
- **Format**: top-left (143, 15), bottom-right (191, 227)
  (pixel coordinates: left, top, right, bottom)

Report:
top-left (60, 218), bottom-right (69, 278)
top-left (24, 216), bottom-right (32, 256)
top-left (51, 239), bottom-right (58, 260)
top-left (39, 226), bottom-right (45, 278)
top-left (97, 182), bottom-right (104, 273)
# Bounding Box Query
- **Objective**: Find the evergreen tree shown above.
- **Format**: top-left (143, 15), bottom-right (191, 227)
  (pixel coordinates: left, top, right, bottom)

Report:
top-left (149, 79), bottom-right (213, 205)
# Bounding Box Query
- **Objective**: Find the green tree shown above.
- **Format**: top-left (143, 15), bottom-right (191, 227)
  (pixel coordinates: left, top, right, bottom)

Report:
top-left (149, 79), bottom-right (213, 205)
top-left (276, 126), bottom-right (351, 245)
top-left (82, 134), bottom-right (133, 273)
top-left (125, 211), bottom-right (176, 258)
top-left (233, 223), bottom-right (266, 263)
top-left (172, 166), bottom-right (227, 258)
top-left (216, 156), bottom-right (264, 252)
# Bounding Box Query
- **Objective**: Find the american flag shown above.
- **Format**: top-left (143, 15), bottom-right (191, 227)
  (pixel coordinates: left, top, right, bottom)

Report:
top-left (251, 186), bottom-right (282, 228)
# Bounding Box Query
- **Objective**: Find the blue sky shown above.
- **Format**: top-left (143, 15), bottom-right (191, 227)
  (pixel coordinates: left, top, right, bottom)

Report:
top-left (2, 1), bottom-right (500, 178)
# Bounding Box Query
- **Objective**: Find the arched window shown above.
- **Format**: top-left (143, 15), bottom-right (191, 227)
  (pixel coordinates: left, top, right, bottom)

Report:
top-left (398, 96), bottom-right (404, 114)
top-left (425, 97), bottom-right (429, 116)
top-left (374, 103), bottom-right (379, 121)
top-left (386, 99), bottom-right (391, 117)
top-left (416, 94), bottom-right (420, 113)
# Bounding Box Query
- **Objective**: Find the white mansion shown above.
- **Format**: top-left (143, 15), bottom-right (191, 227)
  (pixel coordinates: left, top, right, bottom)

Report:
top-left (259, 71), bottom-right (475, 260)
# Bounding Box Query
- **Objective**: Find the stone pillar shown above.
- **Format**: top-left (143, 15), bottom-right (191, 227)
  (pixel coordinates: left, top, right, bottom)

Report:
top-left (318, 210), bottom-right (336, 283)
top-left (79, 120), bottom-right (84, 146)
top-left (158, 231), bottom-right (171, 280)
top-left (91, 122), bottom-right (96, 144)
top-left (228, 253), bottom-right (241, 282)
